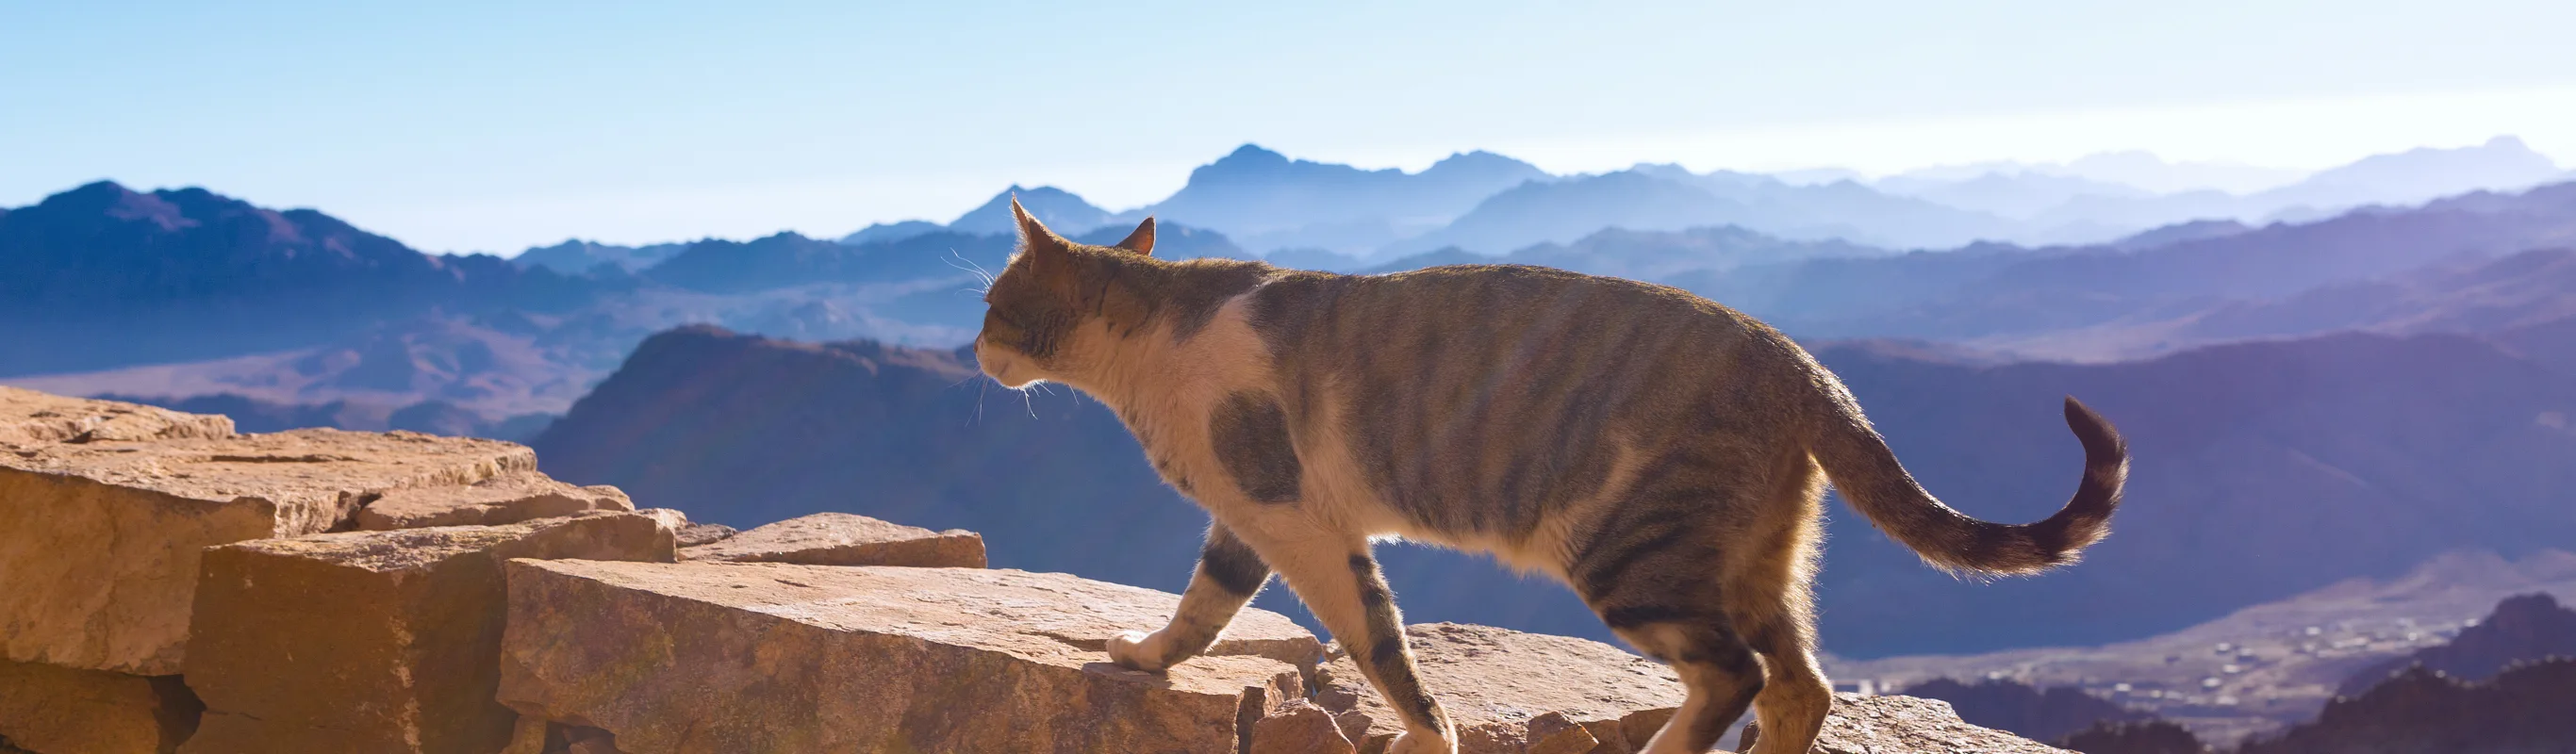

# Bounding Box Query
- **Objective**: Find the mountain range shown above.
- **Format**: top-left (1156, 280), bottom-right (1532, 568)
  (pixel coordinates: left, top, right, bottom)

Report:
top-left (733, 137), bottom-right (2573, 263)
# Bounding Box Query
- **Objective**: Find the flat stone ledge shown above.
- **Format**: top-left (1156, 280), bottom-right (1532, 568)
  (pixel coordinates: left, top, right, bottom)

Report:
top-left (499, 561), bottom-right (1322, 753)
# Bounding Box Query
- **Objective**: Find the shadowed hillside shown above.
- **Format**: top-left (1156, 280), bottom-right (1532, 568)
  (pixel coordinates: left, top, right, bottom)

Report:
top-left (0, 182), bottom-right (597, 375)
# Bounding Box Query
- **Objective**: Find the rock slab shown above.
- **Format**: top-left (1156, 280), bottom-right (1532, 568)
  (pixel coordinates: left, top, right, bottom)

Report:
top-left (1313, 622), bottom-right (1689, 753)
top-left (178, 513), bottom-right (675, 754)
top-left (355, 470), bottom-right (634, 530)
top-left (2, 423), bottom-right (537, 675)
top-left (1740, 693), bottom-right (2074, 754)
top-left (679, 511), bottom-right (984, 567)
top-left (0, 658), bottom-right (202, 754)
top-left (499, 561), bottom-right (1324, 753)
top-left (0, 387), bottom-right (234, 446)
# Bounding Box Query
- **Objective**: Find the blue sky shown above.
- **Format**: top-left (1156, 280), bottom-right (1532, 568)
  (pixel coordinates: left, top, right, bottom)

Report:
top-left (5, 0), bottom-right (2572, 253)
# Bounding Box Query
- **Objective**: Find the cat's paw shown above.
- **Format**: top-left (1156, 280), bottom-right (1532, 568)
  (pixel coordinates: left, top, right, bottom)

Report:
top-left (1105, 630), bottom-right (1169, 671)
top-left (1387, 729), bottom-right (1458, 754)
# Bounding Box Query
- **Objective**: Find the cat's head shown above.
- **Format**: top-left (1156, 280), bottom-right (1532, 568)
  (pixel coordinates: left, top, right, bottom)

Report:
top-left (973, 198), bottom-right (1156, 388)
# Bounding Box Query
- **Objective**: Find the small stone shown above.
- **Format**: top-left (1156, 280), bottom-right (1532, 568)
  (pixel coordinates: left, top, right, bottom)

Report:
top-left (1251, 700), bottom-right (1358, 754)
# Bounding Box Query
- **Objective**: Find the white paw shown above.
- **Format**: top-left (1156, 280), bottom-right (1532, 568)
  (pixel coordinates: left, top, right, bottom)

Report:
top-left (1388, 729), bottom-right (1458, 754)
top-left (1105, 630), bottom-right (1168, 671)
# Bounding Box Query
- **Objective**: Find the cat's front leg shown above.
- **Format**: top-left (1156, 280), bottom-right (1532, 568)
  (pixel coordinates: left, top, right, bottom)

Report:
top-left (1108, 522), bottom-right (1272, 671)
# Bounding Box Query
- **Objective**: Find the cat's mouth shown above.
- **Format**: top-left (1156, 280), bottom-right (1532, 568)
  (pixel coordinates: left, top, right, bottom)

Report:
top-left (972, 337), bottom-right (1043, 388)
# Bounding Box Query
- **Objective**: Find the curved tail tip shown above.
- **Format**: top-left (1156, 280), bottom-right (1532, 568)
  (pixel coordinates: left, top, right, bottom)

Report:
top-left (2063, 395), bottom-right (2128, 460)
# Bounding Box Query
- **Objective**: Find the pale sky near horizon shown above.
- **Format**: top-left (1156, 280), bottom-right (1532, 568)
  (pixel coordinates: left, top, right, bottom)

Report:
top-left (5, 1), bottom-right (2573, 254)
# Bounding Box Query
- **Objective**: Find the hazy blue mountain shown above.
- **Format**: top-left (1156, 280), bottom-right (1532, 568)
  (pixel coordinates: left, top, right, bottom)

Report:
top-left (1129, 144), bottom-right (1549, 254)
top-left (533, 326), bottom-right (2576, 658)
top-left (1874, 171), bottom-right (2154, 219)
top-left (513, 238), bottom-right (690, 273)
top-left (2265, 136), bottom-right (2567, 212)
top-left (2028, 137), bottom-right (2568, 235)
top-left (0, 181), bottom-right (596, 376)
top-left (838, 220), bottom-right (944, 246)
top-left (1365, 225), bottom-right (1891, 281)
top-left (1891, 152), bottom-right (2305, 195)
top-left (644, 230), bottom-right (1021, 293)
top-left (948, 185), bottom-right (1113, 237)
top-left (834, 186), bottom-right (1113, 247)
top-left (1389, 166), bottom-right (2021, 254)
top-left (1387, 171), bottom-right (1750, 254)
top-left (1668, 180), bottom-right (2576, 350)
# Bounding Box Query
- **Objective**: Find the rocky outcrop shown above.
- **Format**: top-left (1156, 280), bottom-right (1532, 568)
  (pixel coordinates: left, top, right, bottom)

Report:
top-left (1742, 693), bottom-right (2075, 754)
top-left (179, 514), bottom-right (675, 754)
top-left (3, 399), bottom-right (538, 675)
top-left (1902, 677), bottom-right (2153, 743)
top-left (353, 471), bottom-right (634, 530)
top-left (2056, 719), bottom-right (2209, 754)
top-left (2237, 657), bottom-right (2576, 754)
top-left (679, 512), bottom-right (984, 567)
top-left (498, 560), bottom-right (1319, 753)
top-left (0, 659), bottom-right (202, 754)
top-left (2335, 591), bottom-right (2576, 696)
top-left (1308, 622), bottom-right (1688, 753)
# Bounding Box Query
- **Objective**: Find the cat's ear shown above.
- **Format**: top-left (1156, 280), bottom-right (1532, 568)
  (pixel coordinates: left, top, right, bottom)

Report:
top-left (1012, 196), bottom-right (1072, 263)
top-left (1111, 217), bottom-right (1156, 256)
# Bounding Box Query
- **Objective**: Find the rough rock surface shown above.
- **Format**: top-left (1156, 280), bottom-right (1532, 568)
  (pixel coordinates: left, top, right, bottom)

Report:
top-left (1741, 693), bottom-right (2074, 754)
top-left (179, 513), bottom-right (675, 754)
top-left (671, 521), bottom-right (737, 548)
top-left (499, 560), bottom-right (1321, 753)
top-left (0, 659), bottom-right (202, 754)
top-left (0, 386), bottom-right (235, 446)
top-left (1251, 700), bottom-right (1360, 754)
top-left (679, 512), bottom-right (984, 567)
top-left (354, 470), bottom-right (633, 530)
top-left (2, 425), bottom-right (538, 675)
top-left (1312, 622), bottom-right (1689, 753)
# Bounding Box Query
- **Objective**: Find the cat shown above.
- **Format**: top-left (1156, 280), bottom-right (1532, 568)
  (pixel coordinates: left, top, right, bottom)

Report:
top-left (971, 201), bottom-right (2127, 754)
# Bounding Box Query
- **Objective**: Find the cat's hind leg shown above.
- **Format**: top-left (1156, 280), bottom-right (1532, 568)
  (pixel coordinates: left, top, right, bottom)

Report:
top-left (1108, 523), bottom-right (1272, 671)
top-left (1732, 456), bottom-right (1834, 754)
top-left (1569, 473), bottom-right (1769, 753)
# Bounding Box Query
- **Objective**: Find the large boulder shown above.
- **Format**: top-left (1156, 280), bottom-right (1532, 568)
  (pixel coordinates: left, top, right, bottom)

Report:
top-left (678, 512), bottom-right (985, 567)
top-left (1740, 693), bottom-right (2073, 754)
top-left (354, 471), bottom-right (634, 531)
top-left (0, 659), bottom-right (202, 754)
top-left (498, 560), bottom-right (1324, 753)
top-left (2, 419), bottom-right (537, 675)
top-left (1309, 623), bottom-right (1689, 753)
top-left (178, 513), bottom-right (676, 754)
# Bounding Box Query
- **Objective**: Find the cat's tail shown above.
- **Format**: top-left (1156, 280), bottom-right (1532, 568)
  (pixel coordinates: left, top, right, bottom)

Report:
top-left (1808, 393), bottom-right (2128, 576)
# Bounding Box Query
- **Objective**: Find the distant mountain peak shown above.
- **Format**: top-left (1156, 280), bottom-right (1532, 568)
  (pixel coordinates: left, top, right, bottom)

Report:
top-left (1219, 143), bottom-right (1288, 164)
top-left (948, 185), bottom-right (1110, 237)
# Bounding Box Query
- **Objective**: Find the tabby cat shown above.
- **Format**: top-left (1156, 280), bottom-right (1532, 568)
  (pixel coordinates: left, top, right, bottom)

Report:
top-left (972, 201), bottom-right (2128, 754)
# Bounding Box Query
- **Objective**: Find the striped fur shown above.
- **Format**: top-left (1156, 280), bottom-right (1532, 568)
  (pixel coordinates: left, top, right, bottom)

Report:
top-left (973, 200), bottom-right (2130, 754)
